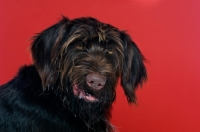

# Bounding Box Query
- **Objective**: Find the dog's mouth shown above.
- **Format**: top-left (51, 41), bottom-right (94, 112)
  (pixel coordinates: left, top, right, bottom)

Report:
top-left (73, 84), bottom-right (99, 102)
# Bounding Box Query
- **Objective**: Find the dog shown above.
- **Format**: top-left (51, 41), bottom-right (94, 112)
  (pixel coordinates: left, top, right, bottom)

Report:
top-left (0, 17), bottom-right (147, 132)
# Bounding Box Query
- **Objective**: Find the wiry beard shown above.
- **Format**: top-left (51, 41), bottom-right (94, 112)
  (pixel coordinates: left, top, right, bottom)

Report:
top-left (62, 82), bottom-right (116, 126)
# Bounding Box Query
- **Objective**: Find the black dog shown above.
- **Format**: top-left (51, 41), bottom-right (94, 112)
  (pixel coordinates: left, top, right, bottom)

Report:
top-left (0, 17), bottom-right (147, 132)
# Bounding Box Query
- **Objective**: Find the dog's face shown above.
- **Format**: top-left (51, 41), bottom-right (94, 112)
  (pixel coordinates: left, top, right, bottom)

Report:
top-left (31, 17), bottom-right (147, 123)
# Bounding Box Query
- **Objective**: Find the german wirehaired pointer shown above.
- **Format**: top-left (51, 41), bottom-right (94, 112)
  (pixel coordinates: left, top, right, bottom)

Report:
top-left (0, 17), bottom-right (147, 132)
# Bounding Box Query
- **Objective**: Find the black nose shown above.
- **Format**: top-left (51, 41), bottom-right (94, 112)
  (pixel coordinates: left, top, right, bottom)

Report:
top-left (86, 73), bottom-right (106, 89)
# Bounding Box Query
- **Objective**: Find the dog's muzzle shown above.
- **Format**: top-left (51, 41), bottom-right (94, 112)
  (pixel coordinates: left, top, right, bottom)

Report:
top-left (73, 73), bottom-right (106, 102)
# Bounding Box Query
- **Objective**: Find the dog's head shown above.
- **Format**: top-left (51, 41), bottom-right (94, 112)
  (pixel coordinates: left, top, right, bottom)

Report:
top-left (31, 17), bottom-right (147, 124)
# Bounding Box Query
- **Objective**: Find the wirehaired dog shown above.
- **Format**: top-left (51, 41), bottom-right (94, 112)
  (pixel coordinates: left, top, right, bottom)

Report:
top-left (0, 17), bottom-right (147, 132)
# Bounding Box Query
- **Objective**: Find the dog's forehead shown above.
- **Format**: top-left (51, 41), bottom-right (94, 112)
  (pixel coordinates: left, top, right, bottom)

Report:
top-left (59, 17), bottom-right (124, 55)
top-left (67, 18), bottom-right (122, 46)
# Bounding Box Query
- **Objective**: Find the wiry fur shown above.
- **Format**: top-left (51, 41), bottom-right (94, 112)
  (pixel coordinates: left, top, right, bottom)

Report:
top-left (0, 17), bottom-right (147, 132)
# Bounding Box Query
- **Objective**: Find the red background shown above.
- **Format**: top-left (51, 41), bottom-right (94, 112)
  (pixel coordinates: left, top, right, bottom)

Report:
top-left (0, 0), bottom-right (200, 131)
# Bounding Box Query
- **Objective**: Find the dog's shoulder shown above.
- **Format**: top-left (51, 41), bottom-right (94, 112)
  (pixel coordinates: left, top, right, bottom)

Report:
top-left (0, 66), bottom-right (70, 131)
top-left (0, 65), bottom-right (44, 111)
top-left (0, 65), bottom-right (42, 98)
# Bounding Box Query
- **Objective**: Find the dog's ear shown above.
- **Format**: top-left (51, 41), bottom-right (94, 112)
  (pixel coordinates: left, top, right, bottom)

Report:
top-left (120, 31), bottom-right (147, 103)
top-left (31, 17), bottom-right (70, 90)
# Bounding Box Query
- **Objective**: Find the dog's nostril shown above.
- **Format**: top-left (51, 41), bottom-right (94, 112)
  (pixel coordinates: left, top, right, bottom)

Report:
top-left (88, 81), bottom-right (94, 84)
top-left (86, 73), bottom-right (106, 89)
top-left (98, 84), bottom-right (103, 86)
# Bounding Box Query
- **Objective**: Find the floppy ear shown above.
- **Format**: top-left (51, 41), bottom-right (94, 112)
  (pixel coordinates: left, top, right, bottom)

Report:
top-left (31, 17), bottom-right (70, 90)
top-left (120, 32), bottom-right (147, 103)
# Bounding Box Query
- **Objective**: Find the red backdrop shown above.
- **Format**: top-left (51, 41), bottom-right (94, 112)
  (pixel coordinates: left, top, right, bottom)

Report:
top-left (0, 0), bottom-right (200, 131)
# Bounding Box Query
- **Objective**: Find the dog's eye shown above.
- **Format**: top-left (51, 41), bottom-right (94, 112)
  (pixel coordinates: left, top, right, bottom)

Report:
top-left (106, 48), bottom-right (113, 54)
top-left (75, 43), bottom-right (84, 50)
